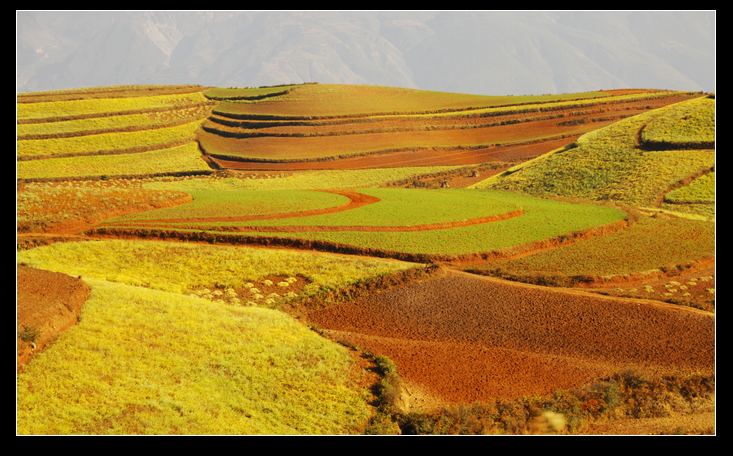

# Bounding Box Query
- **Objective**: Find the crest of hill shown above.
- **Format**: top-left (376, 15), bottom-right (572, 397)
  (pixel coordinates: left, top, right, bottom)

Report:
top-left (473, 96), bottom-right (715, 209)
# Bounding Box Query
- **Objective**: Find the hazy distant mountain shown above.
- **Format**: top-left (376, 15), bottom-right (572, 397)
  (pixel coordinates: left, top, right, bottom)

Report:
top-left (17, 11), bottom-right (715, 94)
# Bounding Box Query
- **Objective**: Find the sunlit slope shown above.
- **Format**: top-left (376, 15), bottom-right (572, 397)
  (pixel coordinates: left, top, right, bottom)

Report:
top-left (17, 86), bottom-right (214, 180)
top-left (474, 96), bottom-right (715, 209)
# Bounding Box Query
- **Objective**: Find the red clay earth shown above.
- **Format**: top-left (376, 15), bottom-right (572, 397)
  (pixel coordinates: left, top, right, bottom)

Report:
top-left (306, 268), bottom-right (713, 408)
top-left (204, 94), bottom-right (696, 171)
top-left (17, 266), bottom-right (91, 369)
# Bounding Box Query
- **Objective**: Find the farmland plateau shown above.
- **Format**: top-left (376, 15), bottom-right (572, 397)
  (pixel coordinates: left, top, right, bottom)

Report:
top-left (16, 82), bottom-right (715, 435)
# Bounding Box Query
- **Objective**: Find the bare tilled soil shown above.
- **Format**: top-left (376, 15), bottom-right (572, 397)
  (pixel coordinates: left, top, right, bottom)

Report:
top-left (17, 266), bottom-right (91, 369)
top-left (306, 268), bottom-right (713, 407)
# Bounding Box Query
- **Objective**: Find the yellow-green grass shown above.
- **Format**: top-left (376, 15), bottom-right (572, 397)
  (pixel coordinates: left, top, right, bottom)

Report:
top-left (474, 215), bottom-right (714, 278)
top-left (204, 85), bottom-right (297, 100)
top-left (17, 278), bottom-right (371, 434)
top-left (18, 121), bottom-right (202, 158)
top-left (18, 106), bottom-right (211, 138)
top-left (213, 83), bottom-right (613, 119)
top-left (17, 85), bottom-right (205, 103)
top-left (642, 97), bottom-right (714, 148)
top-left (109, 189), bottom-right (350, 223)
top-left (17, 143), bottom-right (210, 180)
top-left (188, 189), bottom-right (519, 228)
top-left (17, 239), bottom-right (416, 296)
top-left (198, 126), bottom-right (582, 162)
top-left (665, 172), bottom-right (715, 204)
top-left (476, 101), bottom-right (715, 207)
top-left (183, 191), bottom-right (626, 256)
top-left (141, 168), bottom-right (462, 191)
top-left (18, 92), bottom-right (209, 120)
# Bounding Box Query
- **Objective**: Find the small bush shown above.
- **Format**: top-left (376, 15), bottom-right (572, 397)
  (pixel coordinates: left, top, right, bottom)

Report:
top-left (19, 325), bottom-right (40, 343)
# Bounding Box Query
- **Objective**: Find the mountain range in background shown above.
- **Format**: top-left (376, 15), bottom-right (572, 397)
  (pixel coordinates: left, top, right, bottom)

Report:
top-left (17, 10), bottom-right (715, 95)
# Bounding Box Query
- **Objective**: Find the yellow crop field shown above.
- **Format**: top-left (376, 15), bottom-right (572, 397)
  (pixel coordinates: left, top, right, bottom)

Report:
top-left (18, 121), bottom-right (203, 158)
top-left (18, 92), bottom-right (210, 120)
top-left (18, 106), bottom-right (211, 138)
top-left (17, 239), bottom-right (417, 297)
top-left (17, 278), bottom-right (371, 434)
top-left (17, 142), bottom-right (210, 180)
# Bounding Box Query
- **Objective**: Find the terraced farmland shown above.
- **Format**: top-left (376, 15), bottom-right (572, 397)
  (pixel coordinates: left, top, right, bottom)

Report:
top-left (17, 86), bottom-right (214, 180)
top-left (16, 82), bottom-right (715, 435)
top-left (199, 84), bottom-right (695, 170)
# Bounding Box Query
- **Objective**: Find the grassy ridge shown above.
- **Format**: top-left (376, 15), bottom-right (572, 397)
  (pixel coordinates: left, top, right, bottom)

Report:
top-left (665, 172), bottom-right (715, 204)
top-left (475, 98), bottom-right (715, 207)
top-left (18, 143), bottom-right (211, 180)
top-left (641, 97), bottom-right (714, 148)
top-left (17, 278), bottom-right (371, 434)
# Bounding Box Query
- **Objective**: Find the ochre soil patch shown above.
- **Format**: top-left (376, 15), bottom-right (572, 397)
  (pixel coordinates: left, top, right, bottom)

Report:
top-left (209, 135), bottom-right (580, 170)
top-left (306, 269), bottom-right (713, 407)
top-left (17, 266), bottom-right (91, 370)
top-left (585, 262), bottom-right (715, 312)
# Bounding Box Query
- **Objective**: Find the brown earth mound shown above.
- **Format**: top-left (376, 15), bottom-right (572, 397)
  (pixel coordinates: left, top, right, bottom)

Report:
top-left (17, 266), bottom-right (91, 369)
top-left (307, 268), bottom-right (713, 408)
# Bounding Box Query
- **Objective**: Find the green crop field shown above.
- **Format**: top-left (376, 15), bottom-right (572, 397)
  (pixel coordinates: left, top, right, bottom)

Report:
top-left (18, 121), bottom-right (202, 158)
top-left (110, 189), bottom-right (351, 223)
top-left (642, 97), bottom-right (715, 148)
top-left (17, 278), bottom-right (371, 434)
top-left (132, 190), bottom-right (627, 257)
top-left (475, 98), bottom-right (715, 208)
top-left (18, 142), bottom-right (211, 180)
top-left (477, 215), bottom-right (714, 278)
top-left (18, 92), bottom-right (210, 120)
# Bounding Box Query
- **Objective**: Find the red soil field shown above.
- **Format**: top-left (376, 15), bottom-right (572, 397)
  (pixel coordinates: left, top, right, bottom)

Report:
top-left (306, 269), bottom-right (713, 407)
top-left (209, 135), bottom-right (581, 170)
top-left (204, 94), bottom-right (695, 171)
top-left (17, 266), bottom-right (90, 369)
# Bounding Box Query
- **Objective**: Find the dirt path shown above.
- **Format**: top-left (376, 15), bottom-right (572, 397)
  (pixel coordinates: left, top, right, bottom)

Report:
top-left (168, 208), bottom-right (524, 233)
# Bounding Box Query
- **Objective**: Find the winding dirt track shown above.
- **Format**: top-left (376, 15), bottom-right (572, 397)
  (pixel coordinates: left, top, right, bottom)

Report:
top-left (112, 190), bottom-right (380, 225)
top-left (307, 268), bottom-right (714, 407)
top-left (173, 208), bottom-right (524, 233)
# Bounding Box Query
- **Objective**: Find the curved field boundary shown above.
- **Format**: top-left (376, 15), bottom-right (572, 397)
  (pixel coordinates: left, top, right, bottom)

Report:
top-left (18, 113), bottom-right (210, 140)
top-left (17, 101), bottom-right (215, 124)
top-left (88, 217), bottom-right (628, 264)
top-left (110, 190), bottom-right (381, 225)
top-left (129, 209), bottom-right (525, 233)
top-left (658, 166), bottom-right (715, 206)
top-left (204, 89), bottom-right (292, 101)
top-left (19, 170), bottom-right (214, 184)
top-left (18, 137), bottom-right (195, 161)
top-left (212, 91), bottom-right (684, 121)
top-left (200, 113), bottom-right (570, 139)
top-left (17, 86), bottom-right (206, 103)
top-left (201, 132), bottom-right (580, 164)
top-left (639, 123), bottom-right (715, 150)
